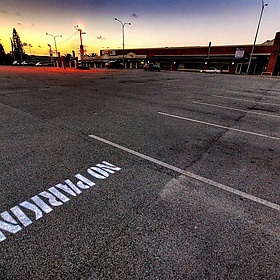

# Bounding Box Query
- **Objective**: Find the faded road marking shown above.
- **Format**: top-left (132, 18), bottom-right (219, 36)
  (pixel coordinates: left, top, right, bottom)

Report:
top-left (213, 95), bottom-right (280, 107)
top-left (193, 101), bottom-right (280, 118)
top-left (158, 111), bottom-right (280, 140)
top-left (88, 134), bottom-right (280, 211)
top-left (0, 89), bottom-right (29, 94)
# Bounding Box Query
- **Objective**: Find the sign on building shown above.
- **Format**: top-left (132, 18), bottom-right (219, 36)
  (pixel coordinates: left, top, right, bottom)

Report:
top-left (235, 48), bottom-right (245, 59)
top-left (101, 50), bottom-right (116, 56)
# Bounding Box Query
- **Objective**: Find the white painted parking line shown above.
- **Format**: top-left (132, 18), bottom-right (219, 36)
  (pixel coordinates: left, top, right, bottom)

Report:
top-left (158, 111), bottom-right (280, 140)
top-left (88, 134), bottom-right (280, 211)
top-left (193, 101), bottom-right (280, 118)
top-left (213, 95), bottom-right (280, 107)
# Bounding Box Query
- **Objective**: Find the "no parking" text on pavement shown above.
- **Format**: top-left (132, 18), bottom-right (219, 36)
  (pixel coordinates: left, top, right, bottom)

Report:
top-left (0, 161), bottom-right (121, 242)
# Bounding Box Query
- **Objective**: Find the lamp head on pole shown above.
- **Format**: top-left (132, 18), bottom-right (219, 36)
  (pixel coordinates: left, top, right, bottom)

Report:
top-left (262, 0), bottom-right (268, 7)
top-left (74, 24), bottom-right (83, 31)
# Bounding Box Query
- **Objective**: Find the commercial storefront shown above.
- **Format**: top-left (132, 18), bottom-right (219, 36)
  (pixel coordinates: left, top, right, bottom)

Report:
top-left (80, 32), bottom-right (280, 75)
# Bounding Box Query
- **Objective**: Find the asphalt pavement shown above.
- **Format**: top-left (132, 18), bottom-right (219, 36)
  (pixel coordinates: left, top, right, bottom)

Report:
top-left (0, 66), bottom-right (279, 279)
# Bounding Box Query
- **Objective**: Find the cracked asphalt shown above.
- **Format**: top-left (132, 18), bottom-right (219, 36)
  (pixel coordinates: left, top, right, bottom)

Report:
top-left (0, 66), bottom-right (279, 279)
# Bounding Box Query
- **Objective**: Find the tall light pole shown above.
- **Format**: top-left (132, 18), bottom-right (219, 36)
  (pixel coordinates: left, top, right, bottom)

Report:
top-left (46, 33), bottom-right (62, 57)
top-left (115, 18), bottom-right (131, 66)
top-left (47, 44), bottom-right (53, 61)
top-left (246, 0), bottom-right (268, 75)
top-left (74, 25), bottom-right (86, 60)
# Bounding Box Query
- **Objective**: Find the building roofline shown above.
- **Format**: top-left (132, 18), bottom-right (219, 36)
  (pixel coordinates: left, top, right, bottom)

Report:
top-left (111, 43), bottom-right (270, 51)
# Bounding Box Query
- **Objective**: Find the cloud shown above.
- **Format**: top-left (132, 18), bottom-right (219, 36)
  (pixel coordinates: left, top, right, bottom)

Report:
top-left (1, 10), bottom-right (8, 14)
top-left (17, 22), bottom-right (21, 25)
top-left (132, 13), bottom-right (138, 17)
top-left (15, 12), bottom-right (20, 16)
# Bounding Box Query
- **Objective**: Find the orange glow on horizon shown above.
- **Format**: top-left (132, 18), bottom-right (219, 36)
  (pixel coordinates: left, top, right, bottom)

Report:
top-left (1, 1), bottom-right (279, 57)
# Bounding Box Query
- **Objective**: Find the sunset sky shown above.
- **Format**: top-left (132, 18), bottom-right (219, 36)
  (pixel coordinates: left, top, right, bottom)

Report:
top-left (0, 0), bottom-right (280, 56)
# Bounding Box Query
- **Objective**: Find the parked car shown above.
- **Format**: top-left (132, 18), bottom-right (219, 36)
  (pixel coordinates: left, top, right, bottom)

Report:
top-left (12, 61), bottom-right (20, 66)
top-left (21, 61), bottom-right (35, 66)
top-left (200, 67), bottom-right (221, 73)
top-left (105, 61), bottom-right (125, 69)
top-left (35, 62), bottom-right (54, 67)
top-left (144, 63), bottom-right (161, 71)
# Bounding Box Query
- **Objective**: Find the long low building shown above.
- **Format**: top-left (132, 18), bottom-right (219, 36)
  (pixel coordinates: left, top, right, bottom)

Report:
top-left (81, 32), bottom-right (280, 75)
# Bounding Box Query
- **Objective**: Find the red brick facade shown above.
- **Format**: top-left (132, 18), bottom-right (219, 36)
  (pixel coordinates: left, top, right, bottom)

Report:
top-left (266, 32), bottom-right (280, 75)
top-left (95, 32), bottom-right (280, 75)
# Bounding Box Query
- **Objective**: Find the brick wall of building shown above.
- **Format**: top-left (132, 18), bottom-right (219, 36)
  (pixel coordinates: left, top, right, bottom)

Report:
top-left (266, 32), bottom-right (280, 75)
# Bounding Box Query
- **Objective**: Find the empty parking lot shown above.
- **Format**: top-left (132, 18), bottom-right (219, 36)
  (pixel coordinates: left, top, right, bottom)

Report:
top-left (0, 66), bottom-right (279, 279)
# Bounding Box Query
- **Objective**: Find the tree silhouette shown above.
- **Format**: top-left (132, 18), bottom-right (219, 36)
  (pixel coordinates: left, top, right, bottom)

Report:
top-left (12, 28), bottom-right (25, 61)
top-left (0, 44), bottom-right (5, 64)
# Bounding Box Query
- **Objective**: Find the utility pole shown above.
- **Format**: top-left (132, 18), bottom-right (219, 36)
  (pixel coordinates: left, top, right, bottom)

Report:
top-left (74, 25), bottom-right (86, 60)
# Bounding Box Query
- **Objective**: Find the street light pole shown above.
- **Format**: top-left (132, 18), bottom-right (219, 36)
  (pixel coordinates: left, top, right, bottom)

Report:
top-left (74, 25), bottom-right (86, 60)
top-left (47, 44), bottom-right (53, 62)
top-left (246, 0), bottom-right (268, 75)
top-left (115, 18), bottom-right (131, 67)
top-left (46, 33), bottom-right (62, 57)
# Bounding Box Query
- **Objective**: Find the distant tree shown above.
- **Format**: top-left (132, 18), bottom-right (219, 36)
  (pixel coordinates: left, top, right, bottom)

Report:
top-left (0, 44), bottom-right (5, 64)
top-left (12, 28), bottom-right (25, 61)
top-left (5, 54), bottom-right (13, 65)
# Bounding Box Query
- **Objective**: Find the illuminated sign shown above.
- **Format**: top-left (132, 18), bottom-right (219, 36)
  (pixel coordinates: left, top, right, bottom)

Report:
top-left (235, 48), bottom-right (245, 59)
top-left (101, 50), bottom-right (116, 56)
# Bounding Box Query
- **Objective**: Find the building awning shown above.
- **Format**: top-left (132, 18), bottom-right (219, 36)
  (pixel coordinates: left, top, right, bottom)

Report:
top-left (151, 55), bottom-right (249, 61)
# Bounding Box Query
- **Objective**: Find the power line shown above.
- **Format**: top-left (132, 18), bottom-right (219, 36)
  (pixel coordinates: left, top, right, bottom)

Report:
top-left (30, 31), bottom-right (79, 52)
top-left (57, 31), bottom-right (78, 46)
